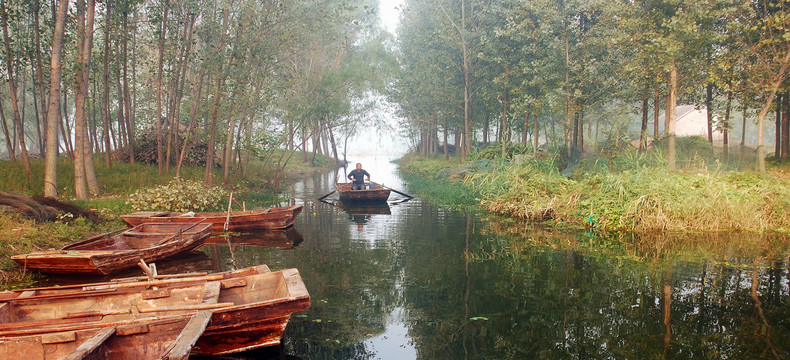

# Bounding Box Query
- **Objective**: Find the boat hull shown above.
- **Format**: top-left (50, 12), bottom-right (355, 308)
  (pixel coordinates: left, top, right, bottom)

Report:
top-left (121, 205), bottom-right (303, 231)
top-left (336, 182), bottom-right (391, 202)
top-left (11, 223), bottom-right (212, 275)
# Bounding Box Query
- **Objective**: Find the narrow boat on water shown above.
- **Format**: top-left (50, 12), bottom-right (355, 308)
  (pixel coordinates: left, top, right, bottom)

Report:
top-left (121, 205), bottom-right (304, 231)
top-left (0, 311), bottom-right (212, 360)
top-left (336, 182), bottom-right (391, 203)
top-left (11, 222), bottom-right (212, 275)
top-left (0, 279), bottom-right (223, 359)
top-left (0, 265), bottom-right (311, 356)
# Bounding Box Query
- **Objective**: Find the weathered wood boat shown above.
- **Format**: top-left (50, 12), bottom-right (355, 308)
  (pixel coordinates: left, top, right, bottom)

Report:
top-left (190, 268), bottom-right (310, 355)
top-left (0, 279), bottom-right (223, 359)
top-left (336, 182), bottom-right (391, 202)
top-left (0, 311), bottom-right (212, 360)
top-left (0, 281), bottom-right (224, 334)
top-left (0, 265), bottom-right (310, 356)
top-left (121, 205), bottom-right (303, 231)
top-left (0, 265), bottom-right (271, 301)
top-left (11, 222), bottom-right (212, 275)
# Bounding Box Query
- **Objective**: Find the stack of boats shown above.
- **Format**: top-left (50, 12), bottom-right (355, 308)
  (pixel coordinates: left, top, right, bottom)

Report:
top-left (3, 205), bottom-right (308, 359)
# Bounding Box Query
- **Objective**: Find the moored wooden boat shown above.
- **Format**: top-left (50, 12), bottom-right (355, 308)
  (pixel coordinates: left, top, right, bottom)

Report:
top-left (0, 281), bottom-right (224, 335)
top-left (121, 205), bottom-right (304, 231)
top-left (11, 222), bottom-right (212, 275)
top-left (0, 265), bottom-right (310, 356)
top-left (0, 265), bottom-right (271, 301)
top-left (336, 182), bottom-right (391, 202)
top-left (0, 311), bottom-right (212, 360)
top-left (191, 268), bottom-right (310, 355)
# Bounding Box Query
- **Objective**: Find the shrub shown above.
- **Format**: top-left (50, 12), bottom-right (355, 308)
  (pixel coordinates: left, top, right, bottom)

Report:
top-left (126, 179), bottom-right (228, 212)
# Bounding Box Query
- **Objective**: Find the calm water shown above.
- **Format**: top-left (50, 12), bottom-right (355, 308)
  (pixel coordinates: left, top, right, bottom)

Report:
top-left (188, 155), bottom-right (789, 359)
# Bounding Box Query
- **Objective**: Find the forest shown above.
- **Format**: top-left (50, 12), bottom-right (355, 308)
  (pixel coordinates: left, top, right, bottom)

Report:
top-left (395, 0), bottom-right (790, 172)
top-left (0, 0), bottom-right (392, 200)
top-left (1, 0), bottom-right (789, 201)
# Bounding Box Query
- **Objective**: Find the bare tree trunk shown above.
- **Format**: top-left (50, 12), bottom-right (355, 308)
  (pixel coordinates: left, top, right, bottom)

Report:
top-left (775, 93), bottom-right (782, 156)
top-left (564, 18), bottom-right (572, 158)
top-left (61, 90), bottom-right (73, 159)
top-left (706, 84), bottom-right (714, 143)
top-left (102, 0), bottom-right (112, 168)
top-left (501, 63), bottom-right (509, 158)
top-left (73, 0), bottom-right (96, 200)
top-left (0, 97), bottom-right (13, 158)
top-left (653, 87), bottom-right (660, 139)
top-left (34, 0), bottom-right (48, 149)
top-left (176, 67), bottom-right (205, 178)
top-left (44, 0), bottom-right (68, 198)
top-left (666, 67), bottom-right (678, 170)
top-left (783, 93), bottom-right (789, 160)
top-left (1, 0), bottom-right (32, 176)
top-left (754, 52), bottom-right (790, 172)
top-left (724, 90), bottom-right (731, 159)
top-left (155, 0), bottom-right (169, 175)
top-left (639, 97), bottom-right (648, 153)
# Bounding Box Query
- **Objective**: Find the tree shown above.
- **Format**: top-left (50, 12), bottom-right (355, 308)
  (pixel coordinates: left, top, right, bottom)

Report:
top-left (43, 0), bottom-right (69, 198)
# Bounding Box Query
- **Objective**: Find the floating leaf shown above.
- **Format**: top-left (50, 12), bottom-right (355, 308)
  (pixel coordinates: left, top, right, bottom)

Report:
top-left (469, 316), bottom-right (489, 321)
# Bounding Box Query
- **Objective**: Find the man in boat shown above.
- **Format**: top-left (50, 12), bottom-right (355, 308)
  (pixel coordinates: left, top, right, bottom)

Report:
top-left (348, 163), bottom-right (371, 190)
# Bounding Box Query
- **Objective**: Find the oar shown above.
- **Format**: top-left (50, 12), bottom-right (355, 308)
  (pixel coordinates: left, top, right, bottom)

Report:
top-left (318, 190), bottom-right (336, 201)
top-left (389, 188), bottom-right (413, 200)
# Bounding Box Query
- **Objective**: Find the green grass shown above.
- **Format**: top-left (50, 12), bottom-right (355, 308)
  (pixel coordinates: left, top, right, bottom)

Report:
top-left (400, 150), bottom-right (790, 234)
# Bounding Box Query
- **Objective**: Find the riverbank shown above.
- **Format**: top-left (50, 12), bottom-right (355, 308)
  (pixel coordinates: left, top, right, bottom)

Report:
top-left (0, 152), bottom-right (341, 289)
top-left (398, 152), bottom-right (790, 234)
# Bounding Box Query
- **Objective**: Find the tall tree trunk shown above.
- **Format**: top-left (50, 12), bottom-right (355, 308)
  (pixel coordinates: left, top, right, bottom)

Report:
top-left (666, 67), bottom-right (678, 170)
top-left (564, 18), bottom-right (572, 158)
top-left (61, 90), bottom-right (73, 159)
top-left (460, 0), bottom-right (472, 160)
top-left (73, 0), bottom-right (97, 200)
top-left (1, 0), bottom-right (32, 176)
top-left (578, 103), bottom-right (584, 155)
top-left (501, 63), bottom-right (509, 158)
top-left (176, 67), bottom-right (205, 178)
top-left (775, 93), bottom-right (782, 156)
top-left (122, 10), bottom-right (134, 164)
top-left (724, 90), bottom-right (732, 159)
top-left (522, 113), bottom-right (529, 145)
top-left (754, 52), bottom-right (790, 172)
top-left (653, 87), bottom-right (660, 138)
top-left (44, 0), bottom-right (68, 198)
top-left (155, 0), bottom-right (169, 175)
top-left (34, 0), bottom-right (47, 149)
top-left (32, 65), bottom-right (44, 154)
top-left (639, 97), bottom-right (648, 153)
top-left (102, 0), bottom-right (112, 168)
top-left (82, 0), bottom-right (99, 196)
top-left (0, 98), bottom-right (12, 158)
top-left (782, 93), bottom-right (789, 160)
top-left (204, 8), bottom-right (229, 187)
top-left (706, 84), bottom-right (714, 143)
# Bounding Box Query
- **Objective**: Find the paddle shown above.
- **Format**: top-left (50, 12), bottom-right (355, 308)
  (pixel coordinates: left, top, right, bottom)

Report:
top-left (318, 190), bottom-right (336, 201)
top-left (389, 188), bottom-right (414, 200)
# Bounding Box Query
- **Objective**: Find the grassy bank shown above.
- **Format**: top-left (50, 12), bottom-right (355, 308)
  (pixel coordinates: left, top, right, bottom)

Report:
top-left (0, 152), bottom-right (340, 289)
top-left (399, 150), bottom-right (790, 234)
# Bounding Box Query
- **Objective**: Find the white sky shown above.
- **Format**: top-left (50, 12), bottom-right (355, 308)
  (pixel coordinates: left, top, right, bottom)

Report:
top-left (379, 0), bottom-right (404, 35)
top-left (344, 0), bottom-right (407, 157)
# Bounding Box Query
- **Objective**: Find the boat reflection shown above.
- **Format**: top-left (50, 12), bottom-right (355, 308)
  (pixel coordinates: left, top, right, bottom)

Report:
top-left (206, 227), bottom-right (304, 250)
top-left (337, 200), bottom-right (392, 215)
top-left (39, 250), bottom-right (216, 286)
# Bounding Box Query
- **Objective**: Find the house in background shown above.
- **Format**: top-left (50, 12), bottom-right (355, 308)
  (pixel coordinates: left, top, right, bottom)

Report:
top-left (632, 105), bottom-right (726, 148)
top-left (668, 105), bottom-right (725, 143)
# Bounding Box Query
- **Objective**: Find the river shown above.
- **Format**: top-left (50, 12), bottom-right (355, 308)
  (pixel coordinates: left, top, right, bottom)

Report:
top-left (193, 155), bottom-right (789, 359)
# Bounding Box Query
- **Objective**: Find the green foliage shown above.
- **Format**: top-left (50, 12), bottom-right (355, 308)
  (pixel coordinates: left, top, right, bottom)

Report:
top-left (468, 143), bottom-right (531, 161)
top-left (126, 179), bottom-right (228, 212)
top-left (651, 136), bottom-right (714, 167)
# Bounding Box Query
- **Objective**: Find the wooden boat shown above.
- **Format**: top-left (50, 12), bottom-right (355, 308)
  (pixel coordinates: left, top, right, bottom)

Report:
top-left (0, 265), bottom-right (310, 355)
top-left (190, 268), bottom-right (310, 355)
top-left (0, 265), bottom-right (271, 301)
top-left (0, 311), bottom-right (211, 360)
top-left (336, 182), bottom-right (391, 202)
top-left (11, 222), bottom-right (212, 275)
top-left (121, 205), bottom-right (303, 231)
top-left (0, 279), bottom-right (224, 360)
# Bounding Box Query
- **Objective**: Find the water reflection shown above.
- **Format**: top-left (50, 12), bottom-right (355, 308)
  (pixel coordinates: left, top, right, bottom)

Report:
top-left (178, 155), bottom-right (790, 359)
